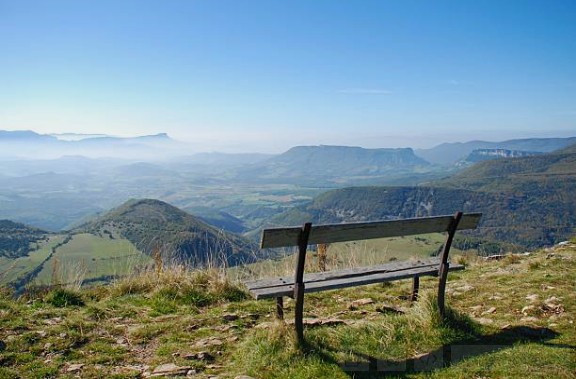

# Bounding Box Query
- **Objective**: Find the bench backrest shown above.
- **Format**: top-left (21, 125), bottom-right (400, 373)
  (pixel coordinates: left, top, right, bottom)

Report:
top-left (261, 213), bottom-right (482, 249)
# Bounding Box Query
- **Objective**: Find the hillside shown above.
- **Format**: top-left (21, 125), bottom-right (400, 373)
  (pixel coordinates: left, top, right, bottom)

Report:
top-left (237, 145), bottom-right (434, 185)
top-left (269, 146), bottom-right (576, 250)
top-left (78, 199), bottom-right (259, 267)
top-left (0, 220), bottom-right (50, 258)
top-left (458, 148), bottom-right (542, 165)
top-left (0, 241), bottom-right (574, 378)
top-left (416, 136), bottom-right (576, 165)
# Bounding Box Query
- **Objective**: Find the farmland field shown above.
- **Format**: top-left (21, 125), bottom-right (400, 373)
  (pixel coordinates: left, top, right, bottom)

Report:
top-left (0, 235), bottom-right (66, 285)
top-left (34, 233), bottom-right (150, 285)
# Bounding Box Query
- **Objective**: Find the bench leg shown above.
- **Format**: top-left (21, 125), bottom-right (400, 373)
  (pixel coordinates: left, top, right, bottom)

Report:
top-left (276, 297), bottom-right (284, 320)
top-left (438, 264), bottom-right (449, 317)
top-left (294, 283), bottom-right (305, 346)
top-left (411, 276), bottom-right (420, 301)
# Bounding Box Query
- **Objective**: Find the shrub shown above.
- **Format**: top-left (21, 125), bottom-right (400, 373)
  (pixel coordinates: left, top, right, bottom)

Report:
top-left (45, 288), bottom-right (84, 307)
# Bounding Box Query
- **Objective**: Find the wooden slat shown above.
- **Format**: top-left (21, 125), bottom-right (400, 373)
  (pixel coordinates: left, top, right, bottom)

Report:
top-left (249, 264), bottom-right (464, 299)
top-left (261, 213), bottom-right (482, 248)
top-left (244, 257), bottom-right (442, 290)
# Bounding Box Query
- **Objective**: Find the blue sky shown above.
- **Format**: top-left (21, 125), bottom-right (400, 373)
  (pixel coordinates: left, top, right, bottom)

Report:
top-left (1, 0), bottom-right (575, 152)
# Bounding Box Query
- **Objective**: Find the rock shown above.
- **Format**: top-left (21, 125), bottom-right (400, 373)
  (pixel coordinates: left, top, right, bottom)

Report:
top-left (545, 296), bottom-right (562, 303)
top-left (66, 363), bottom-right (84, 373)
top-left (222, 313), bottom-right (239, 322)
top-left (474, 317), bottom-right (494, 325)
top-left (520, 316), bottom-right (539, 323)
top-left (235, 376), bottom-right (257, 379)
top-left (214, 325), bottom-right (238, 332)
top-left (36, 330), bottom-right (47, 337)
top-left (184, 351), bottom-right (215, 361)
top-left (43, 317), bottom-right (63, 325)
top-left (522, 305), bottom-right (536, 315)
top-left (542, 302), bottom-right (564, 314)
top-left (525, 294), bottom-right (539, 302)
top-left (348, 298), bottom-right (374, 309)
top-left (376, 305), bottom-right (404, 314)
top-left (481, 307), bottom-right (497, 315)
top-left (456, 284), bottom-right (475, 292)
top-left (194, 337), bottom-right (224, 348)
top-left (150, 363), bottom-right (191, 377)
top-left (469, 305), bottom-right (482, 316)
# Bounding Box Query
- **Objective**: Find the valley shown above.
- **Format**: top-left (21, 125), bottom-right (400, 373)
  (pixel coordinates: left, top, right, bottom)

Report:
top-left (1, 131), bottom-right (576, 290)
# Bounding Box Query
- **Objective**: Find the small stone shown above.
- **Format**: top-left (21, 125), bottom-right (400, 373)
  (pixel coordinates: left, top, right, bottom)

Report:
top-left (194, 337), bottom-right (224, 348)
top-left (222, 313), bottom-right (239, 322)
top-left (525, 294), bottom-right (539, 302)
top-left (59, 332), bottom-right (67, 339)
top-left (522, 305), bottom-right (536, 315)
top-left (474, 317), bottom-right (494, 325)
top-left (376, 305), bottom-right (404, 314)
top-left (36, 330), bottom-right (47, 337)
top-left (542, 302), bottom-right (564, 314)
top-left (151, 363), bottom-right (191, 377)
top-left (348, 298), bottom-right (374, 309)
top-left (545, 296), bottom-right (561, 304)
top-left (66, 363), bottom-right (84, 373)
top-left (184, 351), bottom-right (214, 361)
top-left (482, 307), bottom-right (497, 315)
top-left (457, 284), bottom-right (475, 292)
top-left (235, 376), bottom-right (257, 379)
top-left (520, 316), bottom-right (540, 323)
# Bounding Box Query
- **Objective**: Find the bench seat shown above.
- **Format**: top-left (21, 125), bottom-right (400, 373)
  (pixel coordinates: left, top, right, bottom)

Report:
top-left (245, 257), bottom-right (464, 299)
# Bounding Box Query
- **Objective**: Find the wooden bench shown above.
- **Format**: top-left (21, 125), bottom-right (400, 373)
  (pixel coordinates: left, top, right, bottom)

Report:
top-left (244, 211), bottom-right (482, 344)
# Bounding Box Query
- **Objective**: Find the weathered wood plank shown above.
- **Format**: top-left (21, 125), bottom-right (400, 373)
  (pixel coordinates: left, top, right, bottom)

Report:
top-left (244, 257), bottom-right (443, 290)
top-left (260, 213), bottom-right (482, 248)
top-left (249, 264), bottom-right (464, 299)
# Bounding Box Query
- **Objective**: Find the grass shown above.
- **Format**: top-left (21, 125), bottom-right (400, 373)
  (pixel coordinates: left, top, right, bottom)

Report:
top-left (230, 234), bottom-right (452, 282)
top-left (0, 235), bottom-right (66, 284)
top-left (34, 233), bottom-right (151, 286)
top-left (0, 243), bottom-right (574, 378)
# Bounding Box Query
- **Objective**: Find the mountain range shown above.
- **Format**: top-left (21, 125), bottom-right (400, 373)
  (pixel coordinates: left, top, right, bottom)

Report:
top-left (415, 137), bottom-right (576, 165)
top-left (268, 142), bottom-right (576, 251)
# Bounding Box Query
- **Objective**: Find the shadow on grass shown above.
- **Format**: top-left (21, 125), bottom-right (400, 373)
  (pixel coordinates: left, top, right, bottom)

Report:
top-left (300, 309), bottom-right (574, 378)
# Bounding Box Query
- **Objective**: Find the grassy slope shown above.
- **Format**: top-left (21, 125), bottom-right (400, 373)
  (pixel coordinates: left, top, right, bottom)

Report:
top-left (34, 233), bottom-right (150, 286)
top-left (0, 236), bottom-right (66, 285)
top-left (0, 243), bottom-right (575, 379)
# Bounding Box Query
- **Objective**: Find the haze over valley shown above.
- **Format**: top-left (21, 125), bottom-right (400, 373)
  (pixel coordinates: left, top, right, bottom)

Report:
top-left (1, 129), bottom-right (576, 289)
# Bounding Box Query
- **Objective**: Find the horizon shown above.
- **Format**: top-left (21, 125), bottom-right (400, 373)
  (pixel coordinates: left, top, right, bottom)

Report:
top-left (1, 128), bottom-right (576, 156)
top-left (1, 1), bottom-right (575, 153)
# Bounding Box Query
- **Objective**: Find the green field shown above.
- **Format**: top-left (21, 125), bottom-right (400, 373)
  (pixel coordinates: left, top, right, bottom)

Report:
top-left (0, 235), bottom-right (66, 285)
top-left (34, 233), bottom-right (151, 286)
